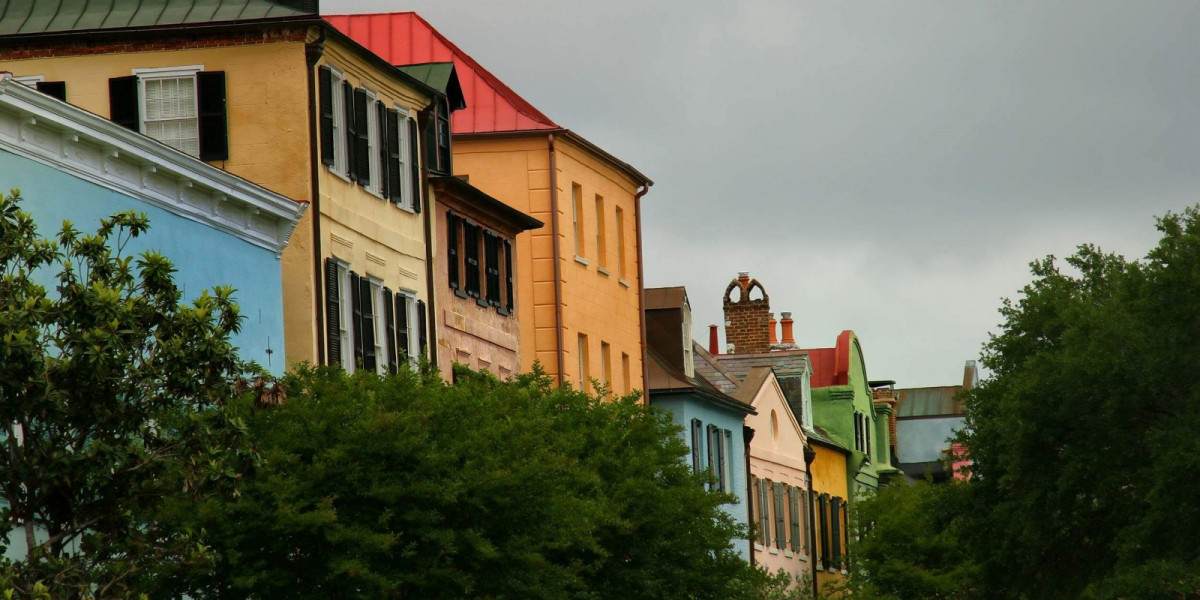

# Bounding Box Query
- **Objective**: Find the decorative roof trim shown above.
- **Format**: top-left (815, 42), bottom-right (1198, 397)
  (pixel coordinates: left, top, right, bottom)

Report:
top-left (0, 75), bottom-right (306, 255)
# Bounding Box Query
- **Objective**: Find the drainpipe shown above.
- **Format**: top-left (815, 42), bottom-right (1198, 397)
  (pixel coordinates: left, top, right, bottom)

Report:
top-left (422, 108), bottom-right (439, 369)
top-left (805, 444), bottom-right (819, 600)
top-left (744, 425), bottom-right (756, 566)
top-left (633, 183), bottom-right (650, 398)
top-left (305, 28), bottom-right (326, 365)
top-left (547, 133), bottom-right (565, 385)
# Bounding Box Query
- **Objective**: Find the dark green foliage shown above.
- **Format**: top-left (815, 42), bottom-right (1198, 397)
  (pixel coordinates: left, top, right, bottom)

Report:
top-left (170, 365), bottom-right (768, 599)
top-left (0, 190), bottom-right (252, 598)
top-left (840, 481), bottom-right (980, 600)
top-left (957, 207), bottom-right (1200, 599)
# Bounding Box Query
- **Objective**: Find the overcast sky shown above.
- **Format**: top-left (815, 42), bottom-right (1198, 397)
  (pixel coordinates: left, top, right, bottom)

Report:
top-left (341, 0), bottom-right (1200, 387)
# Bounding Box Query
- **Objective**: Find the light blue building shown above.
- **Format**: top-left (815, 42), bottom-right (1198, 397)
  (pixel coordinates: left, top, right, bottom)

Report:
top-left (646, 287), bottom-right (756, 560)
top-left (0, 74), bottom-right (305, 374)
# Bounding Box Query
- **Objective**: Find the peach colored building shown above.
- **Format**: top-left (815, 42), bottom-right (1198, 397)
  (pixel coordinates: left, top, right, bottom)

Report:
top-left (326, 13), bottom-right (654, 395)
top-left (430, 175), bottom-right (541, 380)
top-left (737, 367), bottom-right (813, 588)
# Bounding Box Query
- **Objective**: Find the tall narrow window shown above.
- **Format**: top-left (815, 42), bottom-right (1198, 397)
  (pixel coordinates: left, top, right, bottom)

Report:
top-left (819, 494), bottom-right (830, 570)
top-left (758, 479), bottom-right (772, 548)
top-left (363, 89), bottom-right (380, 194)
top-left (485, 232), bottom-right (501, 307)
top-left (572, 183), bottom-right (584, 258)
top-left (723, 430), bottom-right (733, 493)
top-left (621, 352), bottom-right (631, 394)
top-left (594, 195), bottom-right (606, 269)
top-left (577, 334), bottom-right (590, 391)
top-left (464, 222), bottom-right (480, 298)
top-left (788, 486), bottom-right (802, 552)
top-left (706, 424), bottom-right (718, 489)
top-left (600, 341), bottom-right (612, 388)
top-left (773, 482), bottom-right (786, 549)
top-left (690, 419), bottom-right (703, 473)
top-left (831, 496), bottom-right (842, 569)
top-left (615, 206), bottom-right (626, 279)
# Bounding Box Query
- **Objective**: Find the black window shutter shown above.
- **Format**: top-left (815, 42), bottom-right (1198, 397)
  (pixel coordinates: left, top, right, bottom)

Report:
top-left (831, 496), bottom-right (842, 568)
top-left (504, 239), bottom-right (514, 313)
top-left (376, 100), bottom-right (389, 198)
top-left (197, 71), bottom-right (228, 161)
top-left (354, 88), bottom-right (370, 186)
top-left (359, 277), bottom-right (376, 372)
top-left (408, 117), bottom-right (421, 212)
top-left (386, 108), bottom-right (402, 203)
top-left (436, 99), bottom-right (451, 173)
top-left (690, 419), bottom-right (702, 473)
top-left (485, 232), bottom-right (501, 306)
top-left (318, 66), bottom-right (334, 166)
top-left (396, 294), bottom-right (410, 363)
top-left (447, 212), bottom-right (459, 290)
top-left (819, 494), bottom-right (830, 570)
top-left (108, 75), bottom-right (139, 131)
top-left (383, 287), bottom-right (396, 374)
top-left (343, 80), bottom-right (356, 180)
top-left (464, 222), bottom-right (480, 298)
top-left (417, 299), bottom-right (427, 356)
top-left (324, 258), bottom-right (341, 366)
top-left (35, 81), bottom-right (66, 101)
top-left (350, 271), bottom-right (363, 370)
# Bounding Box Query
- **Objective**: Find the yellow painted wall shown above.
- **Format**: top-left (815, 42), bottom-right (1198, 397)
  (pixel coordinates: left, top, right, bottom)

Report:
top-left (810, 443), bottom-right (851, 592)
top-left (312, 41), bottom-right (432, 367)
top-left (4, 33), bottom-right (434, 368)
top-left (452, 134), bottom-right (645, 394)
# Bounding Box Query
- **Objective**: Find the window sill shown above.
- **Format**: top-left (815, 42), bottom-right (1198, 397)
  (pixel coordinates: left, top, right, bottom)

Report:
top-left (574, 255), bottom-right (589, 266)
top-left (497, 307), bottom-right (511, 317)
top-left (753, 543), bottom-right (764, 551)
top-left (618, 278), bottom-right (630, 288)
top-left (454, 289), bottom-right (469, 299)
top-left (768, 548), bottom-right (779, 555)
top-left (476, 298), bottom-right (490, 309)
top-left (329, 167), bottom-right (353, 184)
top-left (784, 550), bottom-right (794, 558)
top-left (597, 266), bottom-right (610, 276)
top-left (815, 566), bottom-right (825, 572)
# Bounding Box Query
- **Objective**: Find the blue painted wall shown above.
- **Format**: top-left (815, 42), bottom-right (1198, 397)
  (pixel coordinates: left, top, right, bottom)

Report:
top-left (652, 393), bottom-right (751, 560)
top-left (1, 150), bottom-right (288, 374)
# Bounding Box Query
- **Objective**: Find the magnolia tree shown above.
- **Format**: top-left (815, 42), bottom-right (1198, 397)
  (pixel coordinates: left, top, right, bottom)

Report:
top-left (0, 190), bottom-right (252, 598)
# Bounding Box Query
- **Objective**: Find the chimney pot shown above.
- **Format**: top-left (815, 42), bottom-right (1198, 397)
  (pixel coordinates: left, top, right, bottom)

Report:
top-left (708, 325), bottom-right (720, 355)
top-left (768, 313), bottom-right (778, 345)
top-left (738, 271), bottom-right (750, 283)
top-left (780, 311), bottom-right (795, 345)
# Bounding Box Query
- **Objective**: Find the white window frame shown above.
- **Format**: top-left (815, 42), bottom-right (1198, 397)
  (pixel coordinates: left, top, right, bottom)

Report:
top-left (366, 277), bottom-right (388, 374)
top-left (328, 66), bottom-right (349, 178)
top-left (364, 88), bottom-right (383, 197)
top-left (133, 65), bottom-right (203, 158)
top-left (393, 105), bottom-right (416, 212)
top-left (335, 261), bottom-right (354, 373)
top-left (397, 289), bottom-right (419, 369)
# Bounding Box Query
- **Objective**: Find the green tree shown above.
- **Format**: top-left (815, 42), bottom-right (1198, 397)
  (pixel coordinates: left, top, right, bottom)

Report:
top-left (957, 206), bottom-right (1200, 598)
top-left (0, 190), bottom-right (252, 598)
top-left (839, 481), bottom-right (980, 600)
top-left (169, 365), bottom-right (771, 599)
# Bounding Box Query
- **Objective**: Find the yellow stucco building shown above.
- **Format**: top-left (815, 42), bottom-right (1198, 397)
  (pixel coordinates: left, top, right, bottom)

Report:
top-left (0, 3), bottom-right (453, 372)
top-left (327, 12), bottom-right (654, 395)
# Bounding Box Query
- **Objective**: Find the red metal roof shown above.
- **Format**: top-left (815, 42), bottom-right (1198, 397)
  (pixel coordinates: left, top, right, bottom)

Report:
top-left (323, 12), bottom-right (559, 135)
top-left (802, 330), bottom-right (856, 388)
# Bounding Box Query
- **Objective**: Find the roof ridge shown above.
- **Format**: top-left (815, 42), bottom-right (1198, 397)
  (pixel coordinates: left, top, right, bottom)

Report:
top-left (325, 11), bottom-right (559, 130)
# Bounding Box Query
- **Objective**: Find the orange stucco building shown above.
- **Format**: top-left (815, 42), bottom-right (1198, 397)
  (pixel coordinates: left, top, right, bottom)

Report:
top-left (326, 12), bottom-right (654, 395)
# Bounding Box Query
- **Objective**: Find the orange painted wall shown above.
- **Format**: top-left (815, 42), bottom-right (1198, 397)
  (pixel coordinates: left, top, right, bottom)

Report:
top-left (451, 134), bottom-right (645, 394)
top-left (810, 443), bottom-right (851, 592)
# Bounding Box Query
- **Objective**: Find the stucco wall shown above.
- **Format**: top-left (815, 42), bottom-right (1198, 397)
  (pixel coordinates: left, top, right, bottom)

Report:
top-left (651, 395), bottom-right (751, 560)
top-left (745, 380), bottom-right (812, 585)
top-left (809, 443), bottom-right (850, 591)
top-left (1, 149), bottom-right (287, 372)
top-left (451, 135), bottom-right (644, 393)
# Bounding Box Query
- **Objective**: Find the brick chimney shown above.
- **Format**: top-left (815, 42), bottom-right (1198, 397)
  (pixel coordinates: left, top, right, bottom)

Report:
top-left (722, 271), bottom-right (771, 355)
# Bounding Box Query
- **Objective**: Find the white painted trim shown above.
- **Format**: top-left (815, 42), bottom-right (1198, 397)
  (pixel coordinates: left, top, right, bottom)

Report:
top-left (132, 65), bottom-right (205, 78)
top-left (13, 75), bottom-right (44, 86)
top-left (0, 75), bottom-right (305, 256)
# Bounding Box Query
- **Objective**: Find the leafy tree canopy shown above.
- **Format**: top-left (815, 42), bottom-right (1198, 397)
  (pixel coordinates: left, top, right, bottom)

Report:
top-left (0, 190), bottom-right (253, 598)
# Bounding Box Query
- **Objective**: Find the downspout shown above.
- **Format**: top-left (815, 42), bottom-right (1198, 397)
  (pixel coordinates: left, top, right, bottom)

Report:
top-left (743, 425), bottom-right (756, 566)
top-left (422, 108), bottom-right (439, 369)
top-left (805, 444), bottom-right (819, 600)
top-left (547, 133), bottom-right (565, 385)
top-left (633, 183), bottom-right (651, 399)
top-left (305, 28), bottom-right (326, 365)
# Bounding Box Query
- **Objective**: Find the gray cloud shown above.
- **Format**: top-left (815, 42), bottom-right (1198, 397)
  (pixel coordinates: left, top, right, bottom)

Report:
top-left (343, 0), bottom-right (1200, 385)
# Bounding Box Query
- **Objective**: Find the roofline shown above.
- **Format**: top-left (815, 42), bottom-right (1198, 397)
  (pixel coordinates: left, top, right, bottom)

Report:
top-left (325, 11), bottom-right (560, 129)
top-left (454, 128), bottom-right (653, 187)
top-left (321, 24), bottom-right (445, 104)
top-left (0, 14), bottom-right (323, 46)
top-left (808, 434), bottom-right (851, 454)
top-left (0, 75), bottom-right (306, 255)
top-left (650, 387), bottom-right (756, 416)
top-left (429, 175), bottom-right (543, 231)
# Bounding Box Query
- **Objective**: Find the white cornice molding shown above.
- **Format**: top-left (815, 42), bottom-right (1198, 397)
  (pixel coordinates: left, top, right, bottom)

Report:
top-left (0, 75), bottom-right (306, 256)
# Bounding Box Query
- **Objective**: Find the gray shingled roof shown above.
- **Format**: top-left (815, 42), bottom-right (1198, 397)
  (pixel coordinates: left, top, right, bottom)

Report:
top-left (0, 0), bottom-right (314, 36)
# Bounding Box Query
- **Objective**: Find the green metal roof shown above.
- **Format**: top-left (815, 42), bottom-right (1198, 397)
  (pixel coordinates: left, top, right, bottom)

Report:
top-left (397, 62), bottom-right (465, 110)
top-left (0, 0), bottom-right (314, 36)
